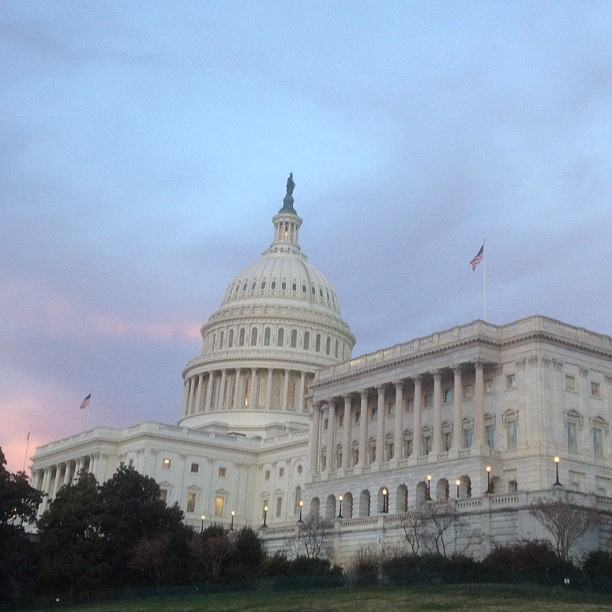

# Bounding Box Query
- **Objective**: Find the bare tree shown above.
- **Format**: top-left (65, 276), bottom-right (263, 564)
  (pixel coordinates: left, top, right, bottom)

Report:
top-left (529, 495), bottom-right (600, 561)
top-left (297, 516), bottom-right (334, 559)
top-left (400, 503), bottom-right (482, 557)
top-left (129, 533), bottom-right (171, 587)
top-left (398, 511), bottom-right (424, 555)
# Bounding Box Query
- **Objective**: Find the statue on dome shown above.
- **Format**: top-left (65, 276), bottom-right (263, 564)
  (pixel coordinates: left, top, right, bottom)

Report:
top-left (286, 173), bottom-right (295, 196)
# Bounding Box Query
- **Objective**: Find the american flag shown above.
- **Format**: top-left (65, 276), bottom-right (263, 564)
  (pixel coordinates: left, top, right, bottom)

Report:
top-left (79, 394), bottom-right (91, 410)
top-left (470, 245), bottom-right (484, 271)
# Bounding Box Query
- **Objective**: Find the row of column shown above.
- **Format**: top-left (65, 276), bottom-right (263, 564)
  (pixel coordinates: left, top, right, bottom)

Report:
top-left (182, 367), bottom-right (309, 415)
top-left (309, 361), bottom-right (486, 474)
top-left (32, 453), bottom-right (107, 515)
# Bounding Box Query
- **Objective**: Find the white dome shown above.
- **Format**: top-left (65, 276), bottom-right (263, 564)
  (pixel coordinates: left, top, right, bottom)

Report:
top-left (179, 178), bottom-right (355, 435)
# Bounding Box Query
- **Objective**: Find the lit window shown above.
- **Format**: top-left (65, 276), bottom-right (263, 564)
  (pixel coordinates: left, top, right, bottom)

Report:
top-left (191, 463), bottom-right (199, 473)
top-left (506, 374), bottom-right (516, 389)
top-left (187, 492), bottom-right (196, 513)
top-left (162, 458), bottom-right (171, 469)
top-left (214, 496), bottom-right (225, 516)
top-left (218, 467), bottom-right (227, 478)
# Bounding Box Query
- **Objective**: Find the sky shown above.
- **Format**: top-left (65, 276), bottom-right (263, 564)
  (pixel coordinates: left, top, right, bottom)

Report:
top-left (1, 1), bottom-right (611, 474)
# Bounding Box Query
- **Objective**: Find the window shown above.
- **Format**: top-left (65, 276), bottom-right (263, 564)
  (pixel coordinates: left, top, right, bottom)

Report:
top-left (304, 331), bottom-right (310, 350)
top-left (593, 428), bottom-right (604, 457)
top-left (265, 470), bottom-right (270, 480)
top-left (404, 435), bottom-right (413, 458)
top-left (422, 433), bottom-right (432, 455)
top-left (214, 496), bottom-right (225, 516)
top-left (290, 329), bottom-right (297, 348)
top-left (508, 480), bottom-right (518, 493)
top-left (565, 375), bottom-right (576, 391)
top-left (239, 328), bottom-right (245, 346)
top-left (442, 431), bottom-right (451, 452)
top-left (315, 334), bottom-right (321, 352)
top-left (320, 450), bottom-right (327, 471)
top-left (463, 384), bottom-right (473, 400)
top-left (219, 330), bottom-right (224, 348)
top-left (566, 421), bottom-right (577, 452)
top-left (325, 336), bottom-right (331, 355)
top-left (338, 414), bottom-right (344, 428)
top-left (159, 489), bottom-right (168, 502)
top-left (323, 418), bottom-right (328, 431)
top-left (591, 382), bottom-right (601, 398)
top-left (424, 393), bottom-right (433, 407)
top-left (276, 496), bottom-right (282, 517)
top-left (191, 463), bottom-right (199, 473)
top-left (251, 327), bottom-right (258, 345)
top-left (463, 428), bottom-right (473, 449)
top-left (443, 389), bottom-right (453, 403)
top-left (277, 328), bottom-right (284, 346)
top-left (279, 467), bottom-right (284, 478)
top-left (162, 458), bottom-right (171, 469)
top-left (486, 423), bottom-right (495, 449)
top-left (407, 398), bottom-right (413, 411)
top-left (485, 380), bottom-right (494, 393)
top-left (264, 327), bottom-right (271, 346)
top-left (218, 467), bottom-right (227, 478)
top-left (386, 404), bottom-right (394, 416)
top-left (370, 407), bottom-right (377, 421)
top-left (354, 409), bottom-right (360, 424)
top-left (385, 440), bottom-right (394, 462)
top-left (187, 492), bottom-right (197, 513)
top-left (507, 420), bottom-right (517, 449)
top-left (228, 329), bottom-right (234, 347)
top-left (506, 374), bottom-right (516, 389)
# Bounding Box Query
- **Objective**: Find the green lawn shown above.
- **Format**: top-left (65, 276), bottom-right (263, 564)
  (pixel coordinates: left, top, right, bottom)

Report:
top-left (50, 583), bottom-right (612, 611)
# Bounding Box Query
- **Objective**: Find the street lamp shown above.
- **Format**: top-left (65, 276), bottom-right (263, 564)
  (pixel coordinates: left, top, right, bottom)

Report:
top-left (426, 474), bottom-right (432, 501)
top-left (455, 479), bottom-right (461, 499)
top-left (486, 465), bottom-right (492, 494)
top-left (298, 499), bottom-right (303, 523)
top-left (263, 505), bottom-right (268, 528)
top-left (338, 495), bottom-right (343, 519)
top-left (382, 487), bottom-right (389, 513)
top-left (553, 454), bottom-right (562, 486)
top-left (230, 509), bottom-right (235, 531)
top-left (200, 514), bottom-right (206, 533)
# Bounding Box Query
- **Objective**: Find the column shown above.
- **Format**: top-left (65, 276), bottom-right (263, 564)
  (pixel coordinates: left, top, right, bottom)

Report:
top-left (282, 369), bottom-right (290, 411)
top-left (250, 368), bottom-right (258, 408)
top-left (219, 370), bottom-right (227, 409)
top-left (204, 372), bottom-right (214, 411)
top-left (309, 402), bottom-right (321, 474)
top-left (299, 371), bottom-right (306, 411)
top-left (412, 375), bottom-right (422, 456)
top-left (375, 385), bottom-right (385, 465)
top-left (358, 390), bottom-right (368, 467)
top-left (187, 377), bottom-right (197, 415)
top-left (431, 370), bottom-right (442, 455)
top-left (452, 365), bottom-right (463, 451)
top-left (392, 380), bottom-right (404, 466)
top-left (51, 466), bottom-right (62, 498)
top-left (233, 368), bottom-right (241, 409)
top-left (62, 462), bottom-right (71, 485)
top-left (341, 395), bottom-right (351, 470)
top-left (328, 400), bottom-right (336, 470)
top-left (181, 378), bottom-right (190, 416)
top-left (473, 360), bottom-right (485, 447)
top-left (194, 373), bottom-right (204, 414)
top-left (265, 368), bottom-right (274, 410)
top-left (39, 468), bottom-right (51, 514)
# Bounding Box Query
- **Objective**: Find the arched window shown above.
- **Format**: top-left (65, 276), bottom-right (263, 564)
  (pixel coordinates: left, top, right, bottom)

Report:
top-left (290, 329), bottom-right (297, 348)
top-left (315, 334), bottom-right (321, 353)
top-left (277, 328), bottom-right (284, 347)
top-left (219, 331), bottom-right (224, 349)
top-left (304, 331), bottom-right (310, 350)
top-left (239, 328), bottom-right (245, 347)
top-left (251, 327), bottom-right (258, 346)
top-left (325, 336), bottom-right (331, 355)
top-left (264, 327), bottom-right (271, 346)
top-left (228, 329), bottom-right (234, 348)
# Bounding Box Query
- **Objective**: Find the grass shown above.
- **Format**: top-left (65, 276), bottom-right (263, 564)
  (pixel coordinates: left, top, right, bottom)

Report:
top-left (45, 583), bottom-right (612, 611)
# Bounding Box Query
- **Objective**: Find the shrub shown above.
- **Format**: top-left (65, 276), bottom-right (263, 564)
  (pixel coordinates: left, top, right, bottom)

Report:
top-left (348, 548), bottom-right (381, 586)
top-left (582, 549), bottom-right (612, 579)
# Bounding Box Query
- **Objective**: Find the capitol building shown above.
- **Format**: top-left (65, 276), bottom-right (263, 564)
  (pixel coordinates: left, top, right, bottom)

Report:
top-left (30, 178), bottom-right (612, 561)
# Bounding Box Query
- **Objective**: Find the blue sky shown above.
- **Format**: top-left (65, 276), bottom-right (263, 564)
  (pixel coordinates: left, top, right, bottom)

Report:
top-left (1, 1), bottom-right (611, 472)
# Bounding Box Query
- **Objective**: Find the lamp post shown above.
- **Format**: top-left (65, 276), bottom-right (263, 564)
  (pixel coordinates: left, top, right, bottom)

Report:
top-left (486, 465), bottom-right (492, 494)
top-left (338, 495), bottom-right (343, 519)
top-left (382, 487), bottom-right (389, 513)
top-left (455, 479), bottom-right (461, 499)
top-left (426, 474), bottom-right (432, 501)
top-left (298, 499), bottom-right (303, 523)
top-left (554, 454), bottom-right (562, 486)
top-left (200, 514), bottom-right (206, 533)
top-left (263, 505), bottom-right (268, 528)
top-left (230, 510), bottom-right (235, 531)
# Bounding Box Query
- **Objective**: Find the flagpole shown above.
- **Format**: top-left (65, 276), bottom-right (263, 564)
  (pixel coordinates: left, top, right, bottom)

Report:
top-left (22, 430), bottom-right (31, 473)
top-left (85, 405), bottom-right (90, 432)
top-left (483, 238), bottom-right (487, 321)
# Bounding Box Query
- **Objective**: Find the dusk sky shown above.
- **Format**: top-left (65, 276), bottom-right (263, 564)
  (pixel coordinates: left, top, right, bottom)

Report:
top-left (2, 1), bottom-right (611, 473)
